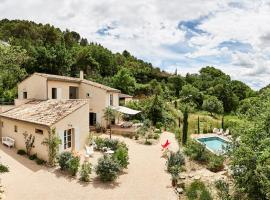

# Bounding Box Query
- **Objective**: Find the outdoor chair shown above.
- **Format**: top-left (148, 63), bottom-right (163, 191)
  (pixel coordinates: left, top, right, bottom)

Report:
top-left (217, 128), bottom-right (224, 135)
top-left (85, 145), bottom-right (94, 157)
top-left (213, 128), bottom-right (219, 134)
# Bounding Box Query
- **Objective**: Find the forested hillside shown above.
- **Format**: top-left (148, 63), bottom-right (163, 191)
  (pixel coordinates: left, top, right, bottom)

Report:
top-left (0, 19), bottom-right (255, 115)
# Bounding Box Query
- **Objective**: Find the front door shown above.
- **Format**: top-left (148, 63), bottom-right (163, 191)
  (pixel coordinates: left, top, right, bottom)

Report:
top-left (89, 112), bottom-right (97, 126)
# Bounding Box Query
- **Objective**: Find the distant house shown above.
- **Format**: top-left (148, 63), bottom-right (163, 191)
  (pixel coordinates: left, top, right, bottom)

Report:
top-left (0, 99), bottom-right (89, 161)
top-left (119, 93), bottom-right (133, 106)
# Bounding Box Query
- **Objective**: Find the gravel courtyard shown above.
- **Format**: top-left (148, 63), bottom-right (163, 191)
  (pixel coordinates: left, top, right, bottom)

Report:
top-left (0, 132), bottom-right (178, 200)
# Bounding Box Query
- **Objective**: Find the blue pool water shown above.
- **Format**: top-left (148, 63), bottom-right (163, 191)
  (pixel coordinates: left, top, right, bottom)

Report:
top-left (197, 137), bottom-right (228, 154)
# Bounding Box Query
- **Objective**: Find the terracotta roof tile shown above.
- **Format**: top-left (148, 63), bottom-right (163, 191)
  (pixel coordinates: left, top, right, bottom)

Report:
top-left (0, 99), bottom-right (88, 126)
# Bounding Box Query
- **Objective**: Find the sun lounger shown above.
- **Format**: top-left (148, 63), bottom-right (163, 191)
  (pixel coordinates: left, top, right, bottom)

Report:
top-left (224, 129), bottom-right (230, 136)
top-left (217, 128), bottom-right (223, 135)
top-left (213, 128), bottom-right (219, 134)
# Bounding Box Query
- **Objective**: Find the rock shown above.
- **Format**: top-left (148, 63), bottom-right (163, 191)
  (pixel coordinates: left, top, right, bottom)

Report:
top-left (194, 175), bottom-right (201, 180)
top-left (188, 174), bottom-right (194, 178)
top-left (176, 187), bottom-right (184, 194)
top-left (179, 174), bottom-right (186, 179)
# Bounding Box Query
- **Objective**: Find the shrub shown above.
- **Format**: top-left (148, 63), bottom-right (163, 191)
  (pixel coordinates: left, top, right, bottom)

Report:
top-left (36, 158), bottom-right (46, 165)
top-left (95, 123), bottom-right (102, 133)
top-left (144, 140), bottom-right (152, 145)
top-left (132, 119), bottom-right (140, 124)
top-left (186, 180), bottom-right (213, 200)
top-left (147, 133), bottom-right (154, 139)
top-left (215, 180), bottom-right (231, 200)
top-left (117, 141), bottom-right (128, 150)
top-left (112, 146), bottom-right (129, 169)
top-left (134, 134), bottom-right (139, 140)
top-left (166, 151), bottom-right (185, 173)
top-left (156, 122), bottom-right (163, 130)
top-left (80, 161), bottom-right (92, 182)
top-left (103, 138), bottom-right (119, 151)
top-left (17, 149), bottom-right (26, 155)
top-left (68, 156), bottom-right (80, 176)
top-left (29, 153), bottom-right (37, 160)
top-left (58, 152), bottom-right (73, 170)
top-left (0, 164), bottom-right (9, 173)
top-left (184, 141), bottom-right (209, 163)
top-left (153, 133), bottom-right (160, 140)
top-left (207, 155), bottom-right (224, 172)
top-left (94, 137), bottom-right (105, 150)
top-left (96, 155), bottom-right (121, 182)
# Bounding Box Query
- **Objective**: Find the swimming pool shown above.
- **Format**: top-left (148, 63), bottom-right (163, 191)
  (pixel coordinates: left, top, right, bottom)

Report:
top-left (196, 136), bottom-right (229, 154)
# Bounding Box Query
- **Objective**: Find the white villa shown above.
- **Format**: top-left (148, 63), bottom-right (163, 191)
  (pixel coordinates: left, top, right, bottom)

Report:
top-left (0, 71), bottom-right (137, 161)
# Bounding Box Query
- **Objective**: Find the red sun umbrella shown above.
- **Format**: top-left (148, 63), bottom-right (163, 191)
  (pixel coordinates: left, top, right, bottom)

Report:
top-left (161, 139), bottom-right (170, 149)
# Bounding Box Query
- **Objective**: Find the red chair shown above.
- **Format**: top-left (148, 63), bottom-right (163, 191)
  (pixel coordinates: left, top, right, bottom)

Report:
top-left (161, 139), bottom-right (170, 149)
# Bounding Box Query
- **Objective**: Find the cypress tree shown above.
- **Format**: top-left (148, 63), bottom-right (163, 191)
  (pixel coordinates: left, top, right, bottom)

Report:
top-left (197, 116), bottom-right (200, 134)
top-left (182, 107), bottom-right (189, 145)
top-left (221, 115), bottom-right (224, 129)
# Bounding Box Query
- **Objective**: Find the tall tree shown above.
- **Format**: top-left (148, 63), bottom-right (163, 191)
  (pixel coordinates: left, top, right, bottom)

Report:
top-left (0, 44), bottom-right (28, 102)
top-left (182, 107), bottom-right (189, 145)
top-left (112, 68), bottom-right (136, 94)
top-left (202, 96), bottom-right (224, 116)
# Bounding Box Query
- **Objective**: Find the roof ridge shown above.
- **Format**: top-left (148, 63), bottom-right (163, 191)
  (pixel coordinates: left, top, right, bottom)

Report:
top-left (33, 72), bottom-right (120, 92)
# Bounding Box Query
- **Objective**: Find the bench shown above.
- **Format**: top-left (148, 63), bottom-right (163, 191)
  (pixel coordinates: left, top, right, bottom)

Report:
top-left (2, 137), bottom-right (15, 148)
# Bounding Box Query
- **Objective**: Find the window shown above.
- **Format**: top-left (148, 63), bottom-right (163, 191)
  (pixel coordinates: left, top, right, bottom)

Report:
top-left (86, 93), bottom-right (90, 98)
top-left (69, 86), bottom-right (78, 99)
top-left (64, 129), bottom-right (72, 149)
top-left (14, 125), bottom-right (18, 132)
top-left (110, 94), bottom-right (113, 106)
top-left (52, 88), bottom-right (57, 99)
top-left (35, 129), bottom-right (43, 134)
top-left (23, 92), bottom-right (27, 99)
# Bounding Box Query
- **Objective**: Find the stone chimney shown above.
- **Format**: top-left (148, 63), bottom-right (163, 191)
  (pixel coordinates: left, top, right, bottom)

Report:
top-left (80, 70), bottom-right (84, 80)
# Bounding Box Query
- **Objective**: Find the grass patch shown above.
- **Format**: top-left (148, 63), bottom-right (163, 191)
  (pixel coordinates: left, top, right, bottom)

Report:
top-left (188, 113), bottom-right (222, 135)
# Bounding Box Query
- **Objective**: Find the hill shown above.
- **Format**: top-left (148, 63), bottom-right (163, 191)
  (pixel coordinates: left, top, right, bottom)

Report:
top-left (0, 19), bottom-right (255, 114)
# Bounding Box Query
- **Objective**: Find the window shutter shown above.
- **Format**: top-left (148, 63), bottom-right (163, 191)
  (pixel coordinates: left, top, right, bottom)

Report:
top-left (58, 129), bottom-right (64, 152)
top-left (57, 88), bottom-right (62, 100)
top-left (74, 127), bottom-right (80, 151)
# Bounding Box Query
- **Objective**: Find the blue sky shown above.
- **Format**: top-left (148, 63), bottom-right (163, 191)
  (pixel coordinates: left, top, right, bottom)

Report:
top-left (1, 0), bottom-right (270, 89)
